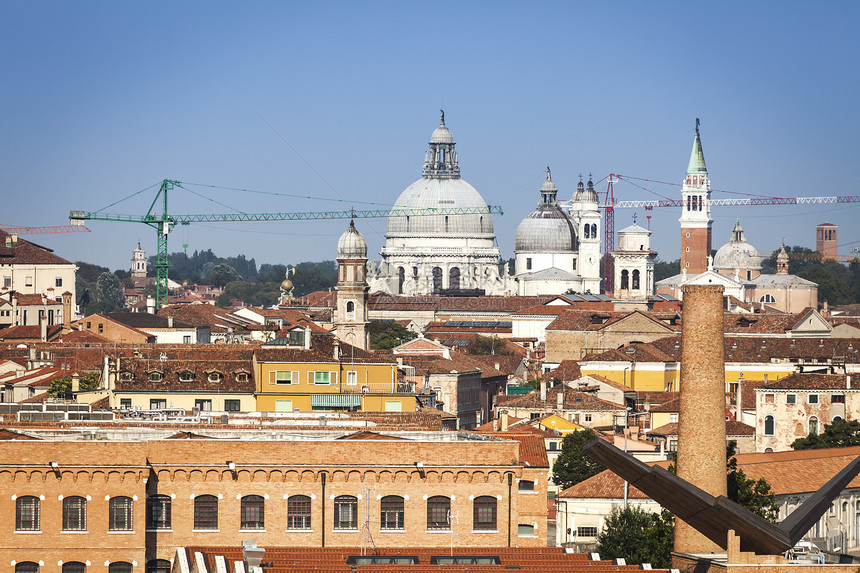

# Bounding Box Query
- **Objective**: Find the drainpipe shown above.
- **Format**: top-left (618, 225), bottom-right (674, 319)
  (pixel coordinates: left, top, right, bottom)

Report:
top-left (507, 473), bottom-right (513, 547)
top-left (321, 472), bottom-right (326, 547)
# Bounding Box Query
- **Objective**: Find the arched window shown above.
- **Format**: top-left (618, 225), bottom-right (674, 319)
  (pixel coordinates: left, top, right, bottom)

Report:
top-left (809, 416), bottom-right (819, 436)
top-left (287, 495), bottom-right (311, 530)
top-left (241, 495), bottom-right (265, 530)
top-left (109, 496), bottom-right (133, 531)
top-left (346, 300), bottom-right (355, 320)
top-left (16, 496), bottom-right (39, 531)
top-left (146, 560), bottom-right (171, 573)
top-left (146, 495), bottom-right (171, 530)
top-left (109, 563), bottom-right (132, 573)
top-left (427, 496), bottom-right (450, 530)
top-left (584, 225), bottom-right (590, 239)
top-left (764, 415), bottom-right (774, 436)
top-left (334, 495), bottom-right (358, 530)
top-left (397, 267), bottom-right (405, 294)
top-left (15, 563), bottom-right (39, 573)
top-left (62, 564), bottom-right (85, 573)
top-left (473, 496), bottom-right (497, 531)
top-left (432, 267), bottom-right (443, 294)
top-left (620, 270), bottom-right (629, 290)
top-left (759, 294), bottom-right (776, 303)
top-left (62, 496), bottom-right (86, 531)
top-left (380, 495), bottom-right (404, 530)
top-left (591, 223), bottom-right (597, 238)
top-left (449, 267), bottom-right (460, 290)
top-left (194, 495), bottom-right (218, 530)
top-left (632, 269), bottom-right (640, 290)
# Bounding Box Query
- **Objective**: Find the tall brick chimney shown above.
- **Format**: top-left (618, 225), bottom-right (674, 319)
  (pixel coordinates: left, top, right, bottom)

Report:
top-left (675, 284), bottom-right (726, 554)
top-left (62, 291), bottom-right (72, 332)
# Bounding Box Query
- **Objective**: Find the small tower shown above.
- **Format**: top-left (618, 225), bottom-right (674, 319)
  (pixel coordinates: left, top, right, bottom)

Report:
top-left (816, 222), bottom-right (837, 260)
top-left (572, 175), bottom-right (602, 291)
top-left (679, 119), bottom-right (713, 274)
top-left (612, 216), bottom-right (656, 301)
top-left (131, 243), bottom-right (147, 279)
top-left (776, 243), bottom-right (789, 274)
top-left (335, 221), bottom-right (369, 350)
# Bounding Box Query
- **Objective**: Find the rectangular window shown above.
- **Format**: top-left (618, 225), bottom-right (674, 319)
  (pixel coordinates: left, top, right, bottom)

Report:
top-left (120, 398), bottom-right (132, 409)
top-left (832, 394), bottom-right (845, 404)
top-left (380, 496), bottom-right (404, 530)
top-left (786, 394), bottom-right (796, 405)
top-left (109, 497), bottom-right (133, 531)
top-left (518, 480), bottom-right (535, 492)
top-left (426, 496), bottom-right (450, 530)
top-left (3, 277), bottom-right (10, 288)
top-left (62, 497), bottom-right (87, 531)
top-left (384, 400), bottom-right (402, 412)
top-left (182, 335), bottom-right (191, 344)
top-left (16, 496), bottom-right (40, 531)
top-left (473, 497), bottom-right (497, 531)
top-left (272, 371), bottom-right (294, 385)
top-left (98, 323), bottom-right (104, 334)
top-left (669, 413), bottom-right (679, 423)
top-left (287, 495), bottom-right (312, 530)
top-left (526, 258), bottom-right (532, 270)
top-left (346, 371), bottom-right (358, 386)
top-left (764, 393), bottom-right (775, 404)
top-left (150, 399), bottom-right (167, 410)
top-left (584, 414), bottom-right (592, 423)
top-left (313, 371), bottom-right (332, 385)
top-left (194, 495), bottom-right (218, 530)
top-left (549, 441), bottom-right (558, 451)
top-left (577, 526), bottom-right (598, 537)
top-left (25, 276), bottom-right (33, 287)
top-left (809, 394), bottom-right (819, 404)
top-left (224, 399), bottom-right (241, 412)
top-left (194, 399), bottom-right (212, 412)
top-left (56, 277), bottom-right (63, 287)
top-left (518, 524), bottom-right (535, 537)
top-left (334, 496), bottom-right (358, 530)
top-left (147, 496), bottom-right (171, 530)
top-left (275, 400), bottom-right (293, 412)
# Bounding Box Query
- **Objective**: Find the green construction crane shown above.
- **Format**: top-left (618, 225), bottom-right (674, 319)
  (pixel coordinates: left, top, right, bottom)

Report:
top-left (70, 179), bottom-right (505, 310)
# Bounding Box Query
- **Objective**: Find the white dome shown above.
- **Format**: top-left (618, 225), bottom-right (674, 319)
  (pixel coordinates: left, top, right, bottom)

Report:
top-left (516, 169), bottom-right (576, 253)
top-left (337, 221), bottom-right (367, 259)
top-left (386, 116), bottom-right (493, 237)
top-left (713, 221), bottom-right (760, 272)
top-left (515, 208), bottom-right (576, 253)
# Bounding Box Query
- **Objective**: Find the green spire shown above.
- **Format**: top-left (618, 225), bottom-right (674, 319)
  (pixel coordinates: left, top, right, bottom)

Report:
top-left (686, 118), bottom-right (708, 175)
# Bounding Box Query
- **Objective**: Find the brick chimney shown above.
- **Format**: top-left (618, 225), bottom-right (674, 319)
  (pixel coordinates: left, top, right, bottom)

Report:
top-left (62, 291), bottom-right (72, 332)
top-left (675, 284), bottom-right (726, 553)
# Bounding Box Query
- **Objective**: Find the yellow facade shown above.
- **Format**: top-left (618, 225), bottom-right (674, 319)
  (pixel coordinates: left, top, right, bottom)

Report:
top-left (255, 359), bottom-right (416, 413)
top-left (579, 361), bottom-right (794, 393)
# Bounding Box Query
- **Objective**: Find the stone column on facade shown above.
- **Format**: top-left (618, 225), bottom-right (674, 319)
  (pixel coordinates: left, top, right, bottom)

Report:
top-left (675, 284), bottom-right (726, 554)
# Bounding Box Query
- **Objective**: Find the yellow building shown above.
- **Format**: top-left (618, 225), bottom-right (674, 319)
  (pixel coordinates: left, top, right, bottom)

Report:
top-left (255, 335), bottom-right (416, 413)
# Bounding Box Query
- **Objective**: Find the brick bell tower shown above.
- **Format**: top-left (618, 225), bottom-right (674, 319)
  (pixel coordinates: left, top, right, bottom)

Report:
top-left (679, 119), bottom-right (713, 274)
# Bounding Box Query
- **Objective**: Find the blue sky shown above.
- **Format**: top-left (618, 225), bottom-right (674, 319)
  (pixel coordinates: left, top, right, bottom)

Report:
top-left (2, 1), bottom-right (859, 273)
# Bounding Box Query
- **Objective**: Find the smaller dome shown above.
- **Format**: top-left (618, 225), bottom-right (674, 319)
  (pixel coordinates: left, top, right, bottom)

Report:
top-left (713, 221), bottom-right (760, 272)
top-left (337, 221), bottom-right (367, 259)
top-left (583, 177), bottom-right (599, 203)
top-left (573, 178), bottom-right (585, 201)
top-left (430, 125), bottom-right (454, 144)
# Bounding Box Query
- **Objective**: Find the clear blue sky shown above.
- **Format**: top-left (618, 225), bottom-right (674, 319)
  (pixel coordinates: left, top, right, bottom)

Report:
top-left (2, 1), bottom-right (859, 272)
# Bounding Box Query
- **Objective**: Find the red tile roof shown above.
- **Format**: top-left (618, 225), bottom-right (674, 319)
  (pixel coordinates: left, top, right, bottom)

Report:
top-left (0, 230), bottom-right (72, 265)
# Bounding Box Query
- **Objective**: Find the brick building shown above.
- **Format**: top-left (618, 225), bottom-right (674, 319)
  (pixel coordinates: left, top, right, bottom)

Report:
top-left (0, 428), bottom-right (548, 572)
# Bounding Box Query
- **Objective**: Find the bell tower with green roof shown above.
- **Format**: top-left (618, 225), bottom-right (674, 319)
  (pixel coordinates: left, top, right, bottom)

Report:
top-left (679, 119), bottom-right (713, 274)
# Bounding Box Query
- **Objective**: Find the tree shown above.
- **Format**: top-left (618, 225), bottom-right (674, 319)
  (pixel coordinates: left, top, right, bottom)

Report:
top-left (552, 428), bottom-right (604, 490)
top-left (464, 335), bottom-right (512, 355)
top-left (209, 263), bottom-right (242, 287)
top-left (791, 418), bottom-right (860, 450)
top-left (49, 372), bottom-right (101, 399)
top-left (654, 258), bottom-right (680, 282)
top-left (93, 271), bottom-right (125, 313)
top-left (368, 321), bottom-right (417, 350)
top-left (595, 506), bottom-right (674, 569)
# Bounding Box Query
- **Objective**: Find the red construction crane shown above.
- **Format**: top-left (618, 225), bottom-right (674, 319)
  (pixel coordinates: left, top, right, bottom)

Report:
top-left (599, 174), bottom-right (860, 294)
top-left (0, 224), bottom-right (91, 235)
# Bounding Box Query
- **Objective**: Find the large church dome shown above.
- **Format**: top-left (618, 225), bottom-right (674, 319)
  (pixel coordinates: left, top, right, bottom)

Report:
top-left (713, 220), bottom-right (760, 272)
top-left (386, 113), bottom-right (494, 237)
top-left (515, 169), bottom-right (576, 253)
